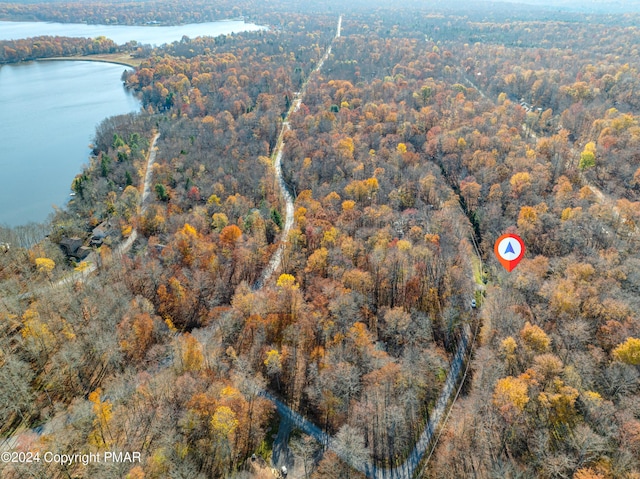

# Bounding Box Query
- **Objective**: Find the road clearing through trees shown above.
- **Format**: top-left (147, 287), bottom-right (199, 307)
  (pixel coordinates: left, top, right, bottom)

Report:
top-left (254, 17), bottom-right (340, 290)
top-left (261, 15), bottom-right (479, 479)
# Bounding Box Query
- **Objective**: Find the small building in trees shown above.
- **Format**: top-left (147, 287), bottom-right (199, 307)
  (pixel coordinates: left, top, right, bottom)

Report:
top-left (90, 221), bottom-right (114, 247)
top-left (519, 99), bottom-right (533, 112)
top-left (59, 237), bottom-right (91, 260)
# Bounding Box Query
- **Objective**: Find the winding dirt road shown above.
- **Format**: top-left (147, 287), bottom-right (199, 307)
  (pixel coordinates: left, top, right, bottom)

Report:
top-left (263, 16), bottom-right (476, 479)
top-left (253, 17), bottom-right (340, 290)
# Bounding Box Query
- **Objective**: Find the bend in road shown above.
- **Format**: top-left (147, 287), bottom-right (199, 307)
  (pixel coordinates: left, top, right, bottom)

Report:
top-left (263, 325), bottom-right (471, 479)
top-left (264, 16), bottom-right (475, 479)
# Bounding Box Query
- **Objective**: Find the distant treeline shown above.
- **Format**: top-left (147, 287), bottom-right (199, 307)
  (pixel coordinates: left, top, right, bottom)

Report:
top-left (0, 35), bottom-right (118, 63)
top-left (1, 0), bottom-right (251, 25)
top-left (4, 0), bottom-right (639, 27)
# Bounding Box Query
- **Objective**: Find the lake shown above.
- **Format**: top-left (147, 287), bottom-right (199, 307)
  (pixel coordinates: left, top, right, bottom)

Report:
top-left (0, 20), bottom-right (264, 226)
top-left (0, 61), bottom-right (140, 226)
top-left (0, 19), bottom-right (265, 45)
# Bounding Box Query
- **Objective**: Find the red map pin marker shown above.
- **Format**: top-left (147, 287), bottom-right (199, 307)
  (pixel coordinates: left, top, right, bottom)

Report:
top-left (494, 233), bottom-right (525, 272)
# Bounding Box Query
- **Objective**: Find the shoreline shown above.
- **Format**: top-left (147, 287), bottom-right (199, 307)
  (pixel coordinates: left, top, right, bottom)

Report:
top-left (37, 55), bottom-right (140, 68)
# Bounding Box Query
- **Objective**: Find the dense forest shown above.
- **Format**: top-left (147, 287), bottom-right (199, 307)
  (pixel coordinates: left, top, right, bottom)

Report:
top-left (1, 1), bottom-right (640, 478)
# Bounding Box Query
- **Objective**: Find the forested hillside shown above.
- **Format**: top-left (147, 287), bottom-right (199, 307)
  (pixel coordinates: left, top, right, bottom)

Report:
top-left (1, 2), bottom-right (640, 478)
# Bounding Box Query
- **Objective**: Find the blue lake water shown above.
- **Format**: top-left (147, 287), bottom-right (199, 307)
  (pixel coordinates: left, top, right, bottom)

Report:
top-left (0, 20), bottom-right (263, 226)
top-left (0, 61), bottom-right (140, 226)
top-left (0, 20), bottom-right (264, 45)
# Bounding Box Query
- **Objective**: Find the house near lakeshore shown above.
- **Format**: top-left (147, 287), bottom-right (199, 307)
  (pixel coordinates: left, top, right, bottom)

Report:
top-left (90, 220), bottom-right (117, 247)
top-left (59, 237), bottom-right (91, 260)
top-left (59, 221), bottom-right (115, 261)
